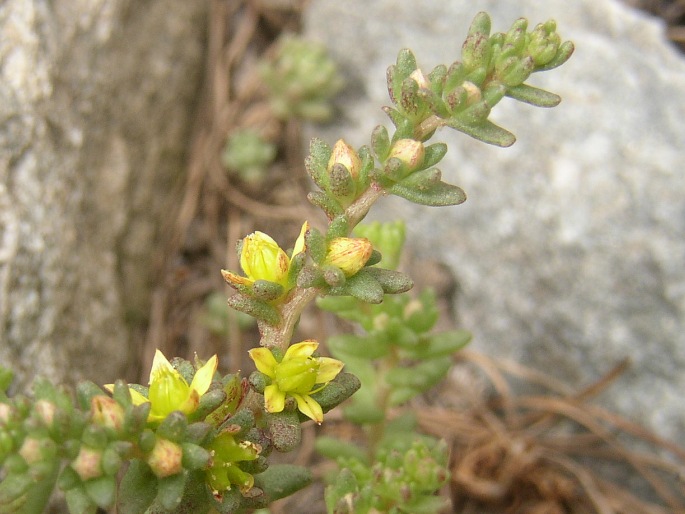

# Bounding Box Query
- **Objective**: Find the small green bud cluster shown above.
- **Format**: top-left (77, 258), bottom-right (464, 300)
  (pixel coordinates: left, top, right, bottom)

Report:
top-left (324, 439), bottom-right (450, 514)
top-left (0, 357), bottom-right (316, 513)
top-left (221, 129), bottom-right (277, 185)
top-left (384, 12), bottom-right (573, 147)
top-left (259, 35), bottom-right (344, 122)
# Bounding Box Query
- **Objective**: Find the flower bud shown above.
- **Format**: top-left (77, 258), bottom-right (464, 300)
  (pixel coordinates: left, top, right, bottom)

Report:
top-left (409, 69), bottom-right (430, 89)
top-left (34, 400), bottom-right (56, 428)
top-left (0, 403), bottom-right (13, 425)
top-left (91, 396), bottom-right (125, 432)
top-left (72, 446), bottom-right (103, 481)
top-left (462, 81), bottom-right (482, 105)
top-left (147, 438), bottom-right (183, 478)
top-left (324, 238), bottom-right (373, 277)
top-left (240, 232), bottom-right (290, 287)
top-left (19, 437), bottom-right (42, 465)
top-left (328, 139), bottom-right (361, 180)
top-left (387, 139), bottom-right (425, 174)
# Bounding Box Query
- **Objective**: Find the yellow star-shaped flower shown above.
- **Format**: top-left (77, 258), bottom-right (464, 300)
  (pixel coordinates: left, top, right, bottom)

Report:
top-left (105, 349), bottom-right (217, 423)
top-left (248, 341), bottom-right (343, 424)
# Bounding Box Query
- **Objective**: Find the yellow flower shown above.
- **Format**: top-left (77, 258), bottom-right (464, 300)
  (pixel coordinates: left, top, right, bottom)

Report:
top-left (105, 349), bottom-right (218, 423)
top-left (324, 237), bottom-right (373, 277)
top-left (248, 341), bottom-right (343, 424)
top-left (221, 222), bottom-right (308, 292)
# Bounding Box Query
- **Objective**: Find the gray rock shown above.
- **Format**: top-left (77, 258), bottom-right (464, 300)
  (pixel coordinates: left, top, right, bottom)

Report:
top-left (0, 1), bottom-right (207, 390)
top-left (304, 1), bottom-right (685, 441)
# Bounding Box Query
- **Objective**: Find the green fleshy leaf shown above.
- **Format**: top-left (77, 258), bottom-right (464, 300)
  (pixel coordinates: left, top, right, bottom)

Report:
top-left (307, 191), bottom-right (344, 219)
top-left (156, 411), bottom-right (188, 443)
top-left (421, 142), bottom-right (448, 169)
top-left (381, 106), bottom-right (413, 138)
top-left (417, 87), bottom-right (449, 120)
top-left (388, 177), bottom-right (467, 207)
top-left (445, 117), bottom-right (515, 147)
top-left (385, 357), bottom-right (452, 397)
top-left (308, 372), bottom-right (361, 414)
top-left (506, 83), bottom-right (561, 107)
top-left (371, 125), bottom-right (390, 161)
top-left (462, 12), bottom-right (492, 71)
top-left (364, 267), bottom-right (414, 294)
top-left (76, 381), bottom-right (106, 411)
top-left (266, 410), bottom-right (301, 453)
top-left (220, 408), bottom-right (255, 436)
top-left (536, 40), bottom-right (575, 71)
top-left (400, 76), bottom-right (421, 116)
top-left (428, 64), bottom-right (447, 95)
top-left (308, 137), bottom-right (332, 171)
top-left (155, 470), bottom-right (188, 512)
top-left (117, 460), bottom-right (157, 514)
top-left (330, 269), bottom-right (384, 304)
top-left (325, 468), bottom-right (359, 514)
top-left (304, 226), bottom-right (327, 264)
top-left (251, 280), bottom-right (284, 302)
top-left (252, 464), bottom-right (312, 503)
top-left (395, 48), bottom-right (418, 80)
top-left (388, 386), bottom-right (421, 406)
top-left (327, 215), bottom-right (350, 241)
top-left (315, 436), bottom-right (368, 463)
top-left (84, 476), bottom-right (116, 510)
top-left (185, 422), bottom-right (213, 446)
top-left (327, 332), bottom-right (389, 360)
top-left (411, 329), bottom-right (472, 359)
top-left (226, 294), bottom-right (280, 326)
top-left (443, 61), bottom-right (467, 94)
top-left (189, 388), bottom-right (226, 423)
top-left (65, 486), bottom-right (97, 514)
top-left (181, 443), bottom-right (211, 471)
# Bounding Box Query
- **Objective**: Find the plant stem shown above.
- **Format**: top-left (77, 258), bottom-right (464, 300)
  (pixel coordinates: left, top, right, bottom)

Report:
top-left (345, 182), bottom-right (385, 227)
top-left (259, 287), bottom-right (320, 352)
top-left (259, 183), bottom-right (387, 352)
top-left (414, 114), bottom-right (446, 141)
top-left (366, 347), bottom-right (399, 458)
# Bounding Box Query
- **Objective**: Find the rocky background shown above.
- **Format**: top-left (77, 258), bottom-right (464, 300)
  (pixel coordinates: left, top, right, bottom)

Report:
top-left (0, 0), bottom-right (207, 389)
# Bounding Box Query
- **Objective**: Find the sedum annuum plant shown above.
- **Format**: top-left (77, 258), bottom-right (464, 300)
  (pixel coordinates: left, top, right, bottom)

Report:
top-left (0, 12), bottom-right (572, 514)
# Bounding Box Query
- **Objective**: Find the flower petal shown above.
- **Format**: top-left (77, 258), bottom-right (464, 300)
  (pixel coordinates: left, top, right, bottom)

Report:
top-left (283, 340), bottom-right (318, 361)
top-left (292, 221), bottom-right (309, 258)
top-left (315, 357), bottom-right (344, 383)
top-left (150, 349), bottom-right (176, 385)
top-left (104, 384), bottom-right (149, 407)
top-left (221, 269), bottom-right (254, 288)
top-left (129, 388), bottom-right (151, 406)
top-left (264, 384), bottom-right (286, 413)
top-left (189, 354), bottom-right (218, 396)
top-left (248, 348), bottom-right (278, 377)
top-left (292, 394), bottom-right (324, 424)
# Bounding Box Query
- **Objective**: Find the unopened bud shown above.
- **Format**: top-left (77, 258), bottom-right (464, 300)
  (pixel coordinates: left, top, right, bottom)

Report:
top-left (409, 69), bottom-right (430, 89)
top-left (91, 396), bottom-right (125, 432)
top-left (19, 437), bottom-right (42, 465)
top-left (72, 446), bottom-right (103, 481)
top-left (324, 238), bottom-right (373, 277)
top-left (0, 403), bottom-right (14, 426)
top-left (462, 81), bottom-right (482, 105)
top-left (34, 400), bottom-right (56, 428)
top-left (328, 139), bottom-right (361, 179)
top-left (147, 438), bottom-right (183, 478)
top-left (387, 139), bottom-right (425, 173)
